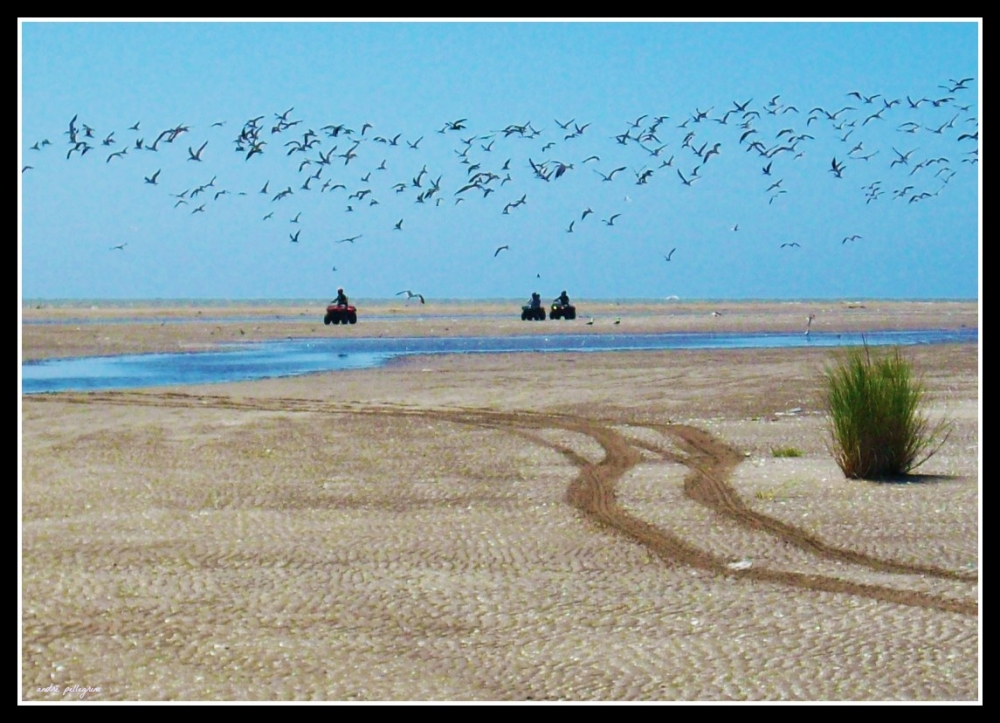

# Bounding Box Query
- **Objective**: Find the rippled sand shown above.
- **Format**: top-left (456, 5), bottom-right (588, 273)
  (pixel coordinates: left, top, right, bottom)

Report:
top-left (21, 302), bottom-right (979, 701)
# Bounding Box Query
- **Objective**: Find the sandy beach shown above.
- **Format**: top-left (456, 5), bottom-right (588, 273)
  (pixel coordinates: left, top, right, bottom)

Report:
top-left (21, 300), bottom-right (980, 701)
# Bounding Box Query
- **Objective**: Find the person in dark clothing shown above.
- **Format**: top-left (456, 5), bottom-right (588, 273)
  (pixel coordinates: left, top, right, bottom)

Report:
top-left (529, 292), bottom-right (541, 310)
top-left (555, 290), bottom-right (570, 307)
top-left (334, 287), bottom-right (349, 306)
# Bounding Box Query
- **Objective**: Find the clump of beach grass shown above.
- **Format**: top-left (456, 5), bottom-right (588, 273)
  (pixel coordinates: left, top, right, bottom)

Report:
top-left (771, 446), bottom-right (803, 458)
top-left (823, 343), bottom-right (951, 480)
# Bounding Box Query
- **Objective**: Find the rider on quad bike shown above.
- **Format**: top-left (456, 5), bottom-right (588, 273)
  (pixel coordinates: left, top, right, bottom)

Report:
top-left (521, 292), bottom-right (545, 321)
top-left (549, 290), bottom-right (576, 320)
top-left (324, 287), bottom-right (358, 325)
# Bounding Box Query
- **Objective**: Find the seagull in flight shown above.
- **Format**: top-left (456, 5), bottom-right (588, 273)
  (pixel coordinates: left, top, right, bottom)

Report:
top-left (664, 248), bottom-right (676, 261)
top-left (494, 245), bottom-right (510, 257)
top-left (603, 214), bottom-right (621, 226)
top-left (144, 169), bottom-right (161, 185)
top-left (595, 166), bottom-right (627, 182)
top-left (110, 242), bottom-right (127, 251)
top-left (890, 147), bottom-right (918, 168)
top-left (337, 234), bottom-right (362, 244)
top-left (187, 140), bottom-right (208, 161)
top-left (780, 242), bottom-right (801, 248)
top-left (677, 169), bottom-right (699, 186)
top-left (396, 290), bottom-right (425, 304)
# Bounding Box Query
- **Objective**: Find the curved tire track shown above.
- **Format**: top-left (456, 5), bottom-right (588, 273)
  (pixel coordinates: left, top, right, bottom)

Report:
top-left (29, 392), bottom-right (977, 615)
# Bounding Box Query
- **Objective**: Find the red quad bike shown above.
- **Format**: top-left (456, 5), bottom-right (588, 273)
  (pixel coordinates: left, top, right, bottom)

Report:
top-left (549, 301), bottom-right (577, 320)
top-left (324, 303), bottom-right (358, 325)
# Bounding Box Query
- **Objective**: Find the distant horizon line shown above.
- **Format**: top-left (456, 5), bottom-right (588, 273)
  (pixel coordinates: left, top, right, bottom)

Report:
top-left (21, 296), bottom-right (979, 305)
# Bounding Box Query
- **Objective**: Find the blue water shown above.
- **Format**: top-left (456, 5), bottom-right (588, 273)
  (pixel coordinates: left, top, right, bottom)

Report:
top-left (21, 328), bottom-right (976, 395)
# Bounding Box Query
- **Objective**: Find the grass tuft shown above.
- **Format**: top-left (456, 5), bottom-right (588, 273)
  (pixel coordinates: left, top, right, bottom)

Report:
top-left (771, 446), bottom-right (803, 458)
top-left (823, 343), bottom-right (951, 480)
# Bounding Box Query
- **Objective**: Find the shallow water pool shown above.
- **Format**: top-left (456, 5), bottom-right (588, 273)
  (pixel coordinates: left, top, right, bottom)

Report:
top-left (21, 328), bottom-right (976, 394)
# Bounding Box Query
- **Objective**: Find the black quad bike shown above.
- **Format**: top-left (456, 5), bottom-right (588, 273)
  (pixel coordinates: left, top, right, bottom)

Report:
top-left (521, 303), bottom-right (546, 321)
top-left (549, 301), bottom-right (576, 320)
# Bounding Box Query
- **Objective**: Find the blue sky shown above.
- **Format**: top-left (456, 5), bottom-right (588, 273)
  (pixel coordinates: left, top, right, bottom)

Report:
top-left (19, 20), bottom-right (981, 300)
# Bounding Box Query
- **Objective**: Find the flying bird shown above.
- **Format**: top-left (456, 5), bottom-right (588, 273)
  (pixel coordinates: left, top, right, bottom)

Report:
top-left (664, 248), bottom-right (676, 261)
top-left (187, 140), bottom-right (208, 161)
top-left (677, 169), bottom-right (698, 186)
top-left (890, 147), bottom-right (918, 168)
top-left (494, 245), bottom-right (510, 257)
top-left (595, 166), bottom-right (627, 182)
top-left (337, 234), bottom-right (362, 244)
top-left (110, 242), bottom-right (127, 251)
top-left (396, 290), bottom-right (425, 304)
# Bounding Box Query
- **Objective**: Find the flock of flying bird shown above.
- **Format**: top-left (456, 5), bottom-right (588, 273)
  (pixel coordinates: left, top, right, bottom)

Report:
top-left (22, 77), bottom-right (977, 300)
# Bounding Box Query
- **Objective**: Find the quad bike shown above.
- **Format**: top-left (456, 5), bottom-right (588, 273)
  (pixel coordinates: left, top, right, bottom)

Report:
top-left (549, 301), bottom-right (576, 320)
top-left (324, 303), bottom-right (358, 325)
top-left (521, 303), bottom-right (546, 321)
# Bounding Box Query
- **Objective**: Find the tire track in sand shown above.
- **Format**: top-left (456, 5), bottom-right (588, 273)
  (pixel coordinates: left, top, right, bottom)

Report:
top-left (30, 392), bottom-right (977, 615)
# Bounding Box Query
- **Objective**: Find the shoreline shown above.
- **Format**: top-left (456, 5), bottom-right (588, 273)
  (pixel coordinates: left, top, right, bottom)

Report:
top-left (20, 300), bottom-right (978, 362)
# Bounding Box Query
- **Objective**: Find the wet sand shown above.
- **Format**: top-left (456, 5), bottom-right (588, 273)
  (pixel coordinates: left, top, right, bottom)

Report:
top-left (21, 301), bottom-right (980, 701)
